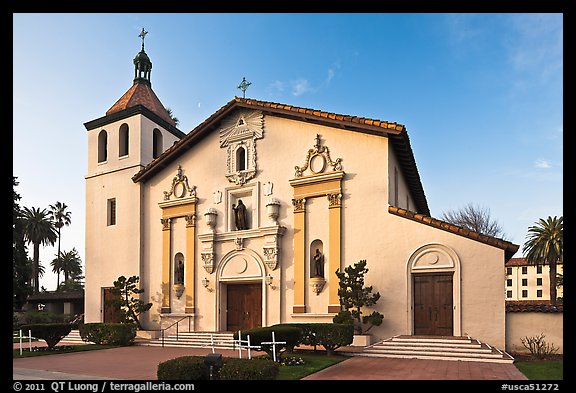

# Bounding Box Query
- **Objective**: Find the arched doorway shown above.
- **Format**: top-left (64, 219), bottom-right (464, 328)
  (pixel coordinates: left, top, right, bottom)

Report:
top-left (406, 243), bottom-right (461, 336)
top-left (216, 249), bottom-right (266, 332)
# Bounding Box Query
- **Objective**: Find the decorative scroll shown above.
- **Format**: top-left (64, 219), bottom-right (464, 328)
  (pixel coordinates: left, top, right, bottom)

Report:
top-left (294, 134), bottom-right (342, 177)
top-left (327, 193), bottom-right (342, 208)
top-left (163, 165), bottom-right (197, 200)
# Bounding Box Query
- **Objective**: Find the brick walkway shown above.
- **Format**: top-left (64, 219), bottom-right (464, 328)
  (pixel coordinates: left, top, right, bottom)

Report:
top-left (13, 345), bottom-right (528, 380)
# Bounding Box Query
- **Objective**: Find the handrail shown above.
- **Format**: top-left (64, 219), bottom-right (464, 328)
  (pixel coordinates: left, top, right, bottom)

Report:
top-left (150, 315), bottom-right (193, 347)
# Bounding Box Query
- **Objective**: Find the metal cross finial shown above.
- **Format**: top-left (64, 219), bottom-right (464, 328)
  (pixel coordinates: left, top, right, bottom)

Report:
top-left (139, 28), bottom-right (148, 50)
top-left (237, 77), bottom-right (252, 99)
top-left (314, 134), bottom-right (321, 148)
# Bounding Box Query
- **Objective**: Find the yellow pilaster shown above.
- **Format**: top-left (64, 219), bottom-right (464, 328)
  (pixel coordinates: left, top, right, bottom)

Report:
top-left (328, 193), bottom-right (342, 313)
top-left (292, 198), bottom-right (306, 313)
top-left (185, 214), bottom-right (196, 313)
top-left (161, 218), bottom-right (171, 313)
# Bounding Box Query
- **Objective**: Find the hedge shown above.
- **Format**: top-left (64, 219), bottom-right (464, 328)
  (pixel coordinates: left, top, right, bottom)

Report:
top-left (277, 323), bottom-right (354, 355)
top-left (157, 356), bottom-right (209, 380)
top-left (234, 326), bottom-right (302, 359)
top-left (20, 323), bottom-right (72, 350)
top-left (219, 358), bottom-right (279, 380)
top-left (79, 323), bottom-right (136, 346)
top-left (156, 356), bottom-right (279, 380)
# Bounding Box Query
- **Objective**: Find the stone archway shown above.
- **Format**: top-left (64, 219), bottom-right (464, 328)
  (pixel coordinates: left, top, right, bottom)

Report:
top-left (216, 249), bottom-right (266, 331)
top-left (406, 243), bottom-right (461, 336)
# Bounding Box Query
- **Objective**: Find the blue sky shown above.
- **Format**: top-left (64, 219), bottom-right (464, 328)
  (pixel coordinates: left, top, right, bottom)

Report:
top-left (13, 13), bottom-right (563, 291)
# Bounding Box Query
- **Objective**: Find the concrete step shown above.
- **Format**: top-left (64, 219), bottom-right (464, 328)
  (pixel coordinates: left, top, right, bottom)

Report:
top-left (143, 332), bottom-right (236, 349)
top-left (60, 330), bottom-right (87, 344)
top-left (357, 335), bottom-right (514, 363)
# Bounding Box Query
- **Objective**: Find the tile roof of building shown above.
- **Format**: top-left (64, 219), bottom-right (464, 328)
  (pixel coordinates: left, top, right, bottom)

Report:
top-left (388, 205), bottom-right (519, 261)
top-left (505, 300), bottom-right (563, 313)
top-left (106, 80), bottom-right (176, 126)
top-left (506, 257), bottom-right (563, 267)
top-left (132, 97), bottom-right (430, 215)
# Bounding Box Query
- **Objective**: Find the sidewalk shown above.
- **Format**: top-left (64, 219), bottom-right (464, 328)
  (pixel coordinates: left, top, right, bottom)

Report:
top-left (13, 345), bottom-right (528, 380)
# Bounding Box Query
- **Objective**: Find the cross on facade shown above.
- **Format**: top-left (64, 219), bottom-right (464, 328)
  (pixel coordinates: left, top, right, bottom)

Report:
top-left (237, 77), bottom-right (252, 98)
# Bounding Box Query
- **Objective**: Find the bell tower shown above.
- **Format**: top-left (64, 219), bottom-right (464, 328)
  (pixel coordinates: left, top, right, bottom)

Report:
top-left (83, 29), bottom-right (186, 324)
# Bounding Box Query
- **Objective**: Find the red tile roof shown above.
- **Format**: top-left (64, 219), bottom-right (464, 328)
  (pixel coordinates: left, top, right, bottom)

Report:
top-left (388, 205), bottom-right (519, 260)
top-left (106, 80), bottom-right (175, 126)
top-left (132, 97), bottom-right (430, 215)
top-left (506, 257), bottom-right (563, 267)
top-left (506, 300), bottom-right (563, 313)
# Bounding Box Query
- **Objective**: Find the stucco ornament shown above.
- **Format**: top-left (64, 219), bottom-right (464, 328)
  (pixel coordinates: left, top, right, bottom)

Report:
top-left (219, 110), bottom-right (264, 185)
top-left (294, 134), bottom-right (342, 177)
top-left (163, 165), bottom-right (197, 200)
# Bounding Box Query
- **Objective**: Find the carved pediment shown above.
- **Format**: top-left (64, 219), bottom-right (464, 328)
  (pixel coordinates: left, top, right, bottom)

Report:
top-left (163, 165), bottom-right (197, 200)
top-left (219, 110), bottom-right (264, 148)
top-left (294, 134), bottom-right (342, 177)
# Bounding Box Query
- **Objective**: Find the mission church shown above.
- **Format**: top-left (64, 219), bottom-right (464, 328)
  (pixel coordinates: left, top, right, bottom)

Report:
top-left (83, 31), bottom-right (519, 349)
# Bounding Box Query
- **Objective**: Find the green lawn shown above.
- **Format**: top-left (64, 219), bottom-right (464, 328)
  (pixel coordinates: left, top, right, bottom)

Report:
top-left (275, 351), bottom-right (347, 380)
top-left (515, 361), bottom-right (563, 380)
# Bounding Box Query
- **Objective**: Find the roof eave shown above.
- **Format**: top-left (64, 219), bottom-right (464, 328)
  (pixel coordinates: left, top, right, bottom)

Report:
top-left (84, 105), bottom-right (186, 140)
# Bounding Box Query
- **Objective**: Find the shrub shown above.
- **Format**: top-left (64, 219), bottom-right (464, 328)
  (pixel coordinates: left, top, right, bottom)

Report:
top-left (521, 333), bottom-right (559, 360)
top-left (79, 323), bottom-right (136, 346)
top-left (20, 323), bottom-right (72, 350)
top-left (219, 358), bottom-right (279, 380)
top-left (157, 356), bottom-right (209, 380)
top-left (270, 323), bottom-right (354, 356)
top-left (235, 326), bottom-right (302, 360)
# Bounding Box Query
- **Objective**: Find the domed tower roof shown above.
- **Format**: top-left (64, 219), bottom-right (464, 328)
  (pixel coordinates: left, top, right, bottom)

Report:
top-left (106, 28), bottom-right (175, 126)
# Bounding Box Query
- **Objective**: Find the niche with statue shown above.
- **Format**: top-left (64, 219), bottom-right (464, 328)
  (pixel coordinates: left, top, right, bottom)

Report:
top-left (309, 239), bottom-right (326, 295)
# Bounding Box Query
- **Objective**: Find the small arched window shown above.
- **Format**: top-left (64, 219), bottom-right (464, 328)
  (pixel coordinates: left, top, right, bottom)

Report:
top-left (98, 130), bottom-right (108, 163)
top-left (153, 128), bottom-right (163, 159)
top-left (119, 123), bottom-right (129, 157)
top-left (236, 146), bottom-right (246, 171)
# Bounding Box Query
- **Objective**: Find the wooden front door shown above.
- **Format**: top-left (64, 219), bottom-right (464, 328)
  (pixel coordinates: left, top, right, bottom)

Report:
top-left (226, 283), bottom-right (262, 332)
top-left (102, 287), bottom-right (122, 323)
top-left (413, 274), bottom-right (453, 336)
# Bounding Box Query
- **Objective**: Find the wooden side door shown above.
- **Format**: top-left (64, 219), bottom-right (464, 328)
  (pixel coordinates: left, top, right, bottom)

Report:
top-left (413, 274), bottom-right (453, 336)
top-left (102, 287), bottom-right (122, 323)
top-left (226, 283), bottom-right (262, 332)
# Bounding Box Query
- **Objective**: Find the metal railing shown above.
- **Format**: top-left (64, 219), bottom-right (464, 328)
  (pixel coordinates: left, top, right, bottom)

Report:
top-left (157, 315), bottom-right (192, 347)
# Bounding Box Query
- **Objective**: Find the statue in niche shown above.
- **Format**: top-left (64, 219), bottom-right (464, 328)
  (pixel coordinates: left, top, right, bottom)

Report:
top-left (232, 199), bottom-right (248, 230)
top-left (175, 260), bottom-right (185, 285)
top-left (311, 248), bottom-right (324, 278)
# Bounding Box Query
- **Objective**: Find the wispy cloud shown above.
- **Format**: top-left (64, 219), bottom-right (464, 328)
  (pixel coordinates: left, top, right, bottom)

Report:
top-left (507, 14), bottom-right (563, 81)
top-left (534, 159), bottom-right (552, 169)
top-left (291, 79), bottom-right (315, 96)
top-left (267, 61), bottom-right (341, 98)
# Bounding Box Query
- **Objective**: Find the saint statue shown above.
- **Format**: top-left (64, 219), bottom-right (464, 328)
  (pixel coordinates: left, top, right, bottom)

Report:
top-left (175, 260), bottom-right (184, 285)
top-left (232, 199), bottom-right (248, 230)
top-left (311, 248), bottom-right (324, 278)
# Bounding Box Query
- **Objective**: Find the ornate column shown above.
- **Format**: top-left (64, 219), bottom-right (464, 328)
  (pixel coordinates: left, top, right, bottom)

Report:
top-left (292, 198), bottom-right (306, 313)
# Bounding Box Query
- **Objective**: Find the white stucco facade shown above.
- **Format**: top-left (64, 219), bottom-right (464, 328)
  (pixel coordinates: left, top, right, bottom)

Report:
top-left (83, 53), bottom-right (518, 350)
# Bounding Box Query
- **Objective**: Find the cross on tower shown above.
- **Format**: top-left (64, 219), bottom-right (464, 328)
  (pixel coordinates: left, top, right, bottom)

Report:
top-left (138, 28), bottom-right (148, 50)
top-left (237, 77), bottom-right (252, 98)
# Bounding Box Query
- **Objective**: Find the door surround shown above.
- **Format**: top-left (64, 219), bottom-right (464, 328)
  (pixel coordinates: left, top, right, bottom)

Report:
top-left (215, 248), bottom-right (267, 331)
top-left (406, 243), bottom-right (461, 336)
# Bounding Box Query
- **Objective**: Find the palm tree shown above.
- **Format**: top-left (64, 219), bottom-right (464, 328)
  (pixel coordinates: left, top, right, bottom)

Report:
top-left (58, 248), bottom-right (83, 283)
top-left (22, 207), bottom-right (58, 293)
top-left (522, 216), bottom-right (563, 305)
top-left (49, 202), bottom-right (72, 288)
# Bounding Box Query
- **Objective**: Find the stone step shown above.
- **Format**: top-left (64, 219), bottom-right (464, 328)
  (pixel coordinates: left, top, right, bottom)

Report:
top-left (61, 330), bottom-right (87, 344)
top-left (357, 336), bottom-right (514, 363)
top-left (144, 332), bottom-right (236, 349)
